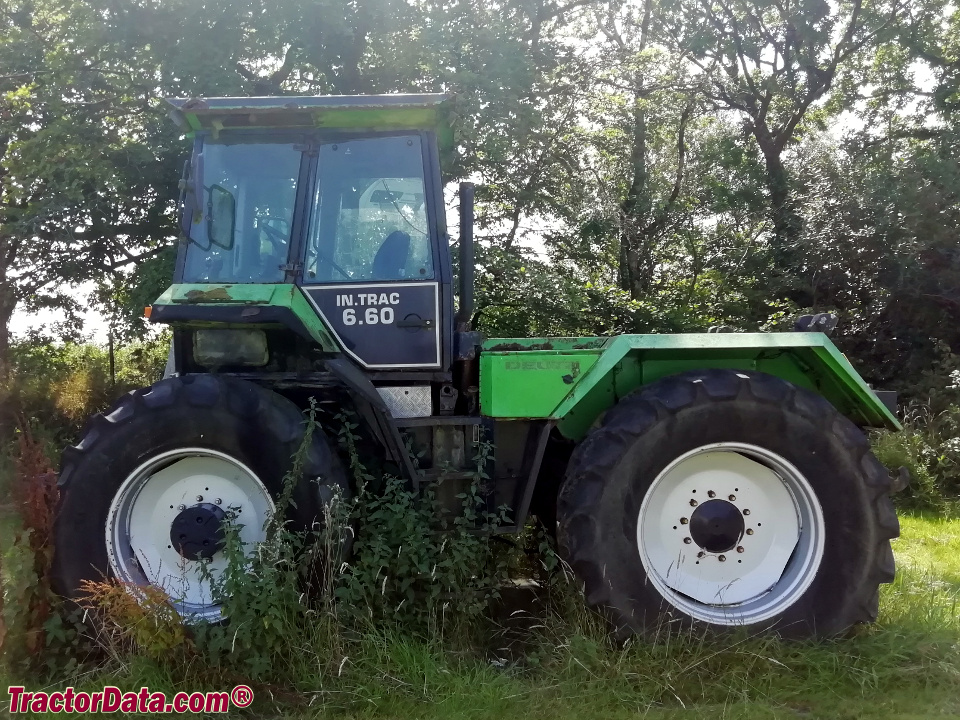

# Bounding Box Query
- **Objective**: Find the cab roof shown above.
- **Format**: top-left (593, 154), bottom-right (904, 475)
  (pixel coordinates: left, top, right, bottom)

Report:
top-left (165, 94), bottom-right (452, 140)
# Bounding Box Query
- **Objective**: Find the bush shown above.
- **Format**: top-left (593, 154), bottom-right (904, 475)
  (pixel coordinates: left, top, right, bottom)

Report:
top-left (1, 428), bottom-right (60, 670)
top-left (336, 418), bottom-right (509, 634)
top-left (872, 401), bottom-right (960, 509)
top-left (1, 334), bottom-right (169, 449)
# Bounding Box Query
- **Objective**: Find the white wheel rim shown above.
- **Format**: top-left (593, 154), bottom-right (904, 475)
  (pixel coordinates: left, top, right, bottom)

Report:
top-left (106, 448), bottom-right (275, 622)
top-left (637, 442), bottom-right (825, 626)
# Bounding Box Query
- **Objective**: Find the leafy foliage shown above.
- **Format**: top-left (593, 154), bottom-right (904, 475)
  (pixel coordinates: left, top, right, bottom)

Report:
top-left (1, 334), bottom-right (169, 445)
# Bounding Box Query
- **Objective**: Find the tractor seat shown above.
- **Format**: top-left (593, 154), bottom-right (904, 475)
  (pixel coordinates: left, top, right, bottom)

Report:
top-left (372, 230), bottom-right (411, 280)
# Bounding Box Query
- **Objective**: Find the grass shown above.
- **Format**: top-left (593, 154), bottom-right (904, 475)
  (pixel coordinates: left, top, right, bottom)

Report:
top-left (2, 505), bottom-right (960, 719)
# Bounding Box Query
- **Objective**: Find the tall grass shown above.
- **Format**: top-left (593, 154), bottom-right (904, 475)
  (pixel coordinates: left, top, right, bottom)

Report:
top-left (10, 498), bottom-right (956, 719)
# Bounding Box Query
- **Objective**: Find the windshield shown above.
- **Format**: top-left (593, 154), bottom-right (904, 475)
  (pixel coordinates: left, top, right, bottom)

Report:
top-left (305, 135), bottom-right (434, 283)
top-left (183, 142), bottom-right (301, 283)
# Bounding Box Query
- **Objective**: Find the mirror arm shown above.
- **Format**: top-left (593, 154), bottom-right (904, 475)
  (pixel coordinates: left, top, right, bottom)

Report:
top-left (192, 151), bottom-right (205, 215)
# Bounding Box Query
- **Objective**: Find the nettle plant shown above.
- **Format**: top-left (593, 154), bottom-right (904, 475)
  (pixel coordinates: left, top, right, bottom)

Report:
top-left (189, 408), bottom-right (511, 678)
top-left (335, 415), bottom-right (511, 630)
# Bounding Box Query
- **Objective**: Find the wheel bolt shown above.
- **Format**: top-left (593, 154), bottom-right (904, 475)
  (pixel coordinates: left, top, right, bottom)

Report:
top-left (746, 528), bottom-right (754, 535)
top-left (707, 490), bottom-right (716, 498)
top-left (697, 551), bottom-right (705, 558)
top-left (728, 494), bottom-right (736, 501)
top-left (177, 504), bottom-right (185, 511)
top-left (718, 555), bottom-right (726, 562)
top-left (736, 546), bottom-right (744, 553)
top-left (196, 495), bottom-right (203, 502)
top-left (743, 509), bottom-right (751, 515)
top-left (215, 498), bottom-right (222, 505)
top-left (680, 517), bottom-right (689, 524)
top-left (689, 499), bottom-right (698, 507)
top-left (683, 537), bottom-right (692, 544)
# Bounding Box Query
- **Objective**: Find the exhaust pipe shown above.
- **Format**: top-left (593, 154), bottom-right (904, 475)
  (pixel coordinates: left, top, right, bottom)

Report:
top-left (456, 182), bottom-right (475, 331)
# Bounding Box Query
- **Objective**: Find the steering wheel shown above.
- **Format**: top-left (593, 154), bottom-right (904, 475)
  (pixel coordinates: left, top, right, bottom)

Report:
top-left (258, 215), bottom-right (353, 280)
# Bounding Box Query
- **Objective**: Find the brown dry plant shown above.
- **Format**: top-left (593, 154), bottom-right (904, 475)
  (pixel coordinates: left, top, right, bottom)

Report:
top-left (10, 424), bottom-right (58, 656)
top-left (78, 579), bottom-right (189, 660)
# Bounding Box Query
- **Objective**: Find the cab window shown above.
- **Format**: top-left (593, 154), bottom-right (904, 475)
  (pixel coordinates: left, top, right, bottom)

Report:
top-left (183, 142), bottom-right (301, 283)
top-left (305, 135), bottom-right (433, 283)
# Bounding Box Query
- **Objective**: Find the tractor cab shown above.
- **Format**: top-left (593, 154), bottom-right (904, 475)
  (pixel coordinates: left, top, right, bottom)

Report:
top-left (165, 94), bottom-right (459, 373)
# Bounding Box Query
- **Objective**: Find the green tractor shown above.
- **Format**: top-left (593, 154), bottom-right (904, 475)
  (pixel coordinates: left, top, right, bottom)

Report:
top-left (53, 94), bottom-right (902, 637)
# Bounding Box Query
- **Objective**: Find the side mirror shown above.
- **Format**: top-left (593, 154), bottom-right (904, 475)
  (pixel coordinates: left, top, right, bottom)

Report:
top-left (179, 153), bottom-right (210, 248)
top-left (207, 184), bottom-right (236, 250)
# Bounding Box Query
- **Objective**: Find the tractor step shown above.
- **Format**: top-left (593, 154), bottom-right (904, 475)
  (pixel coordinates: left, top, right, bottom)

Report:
top-left (396, 416), bottom-right (484, 427)
top-left (419, 470), bottom-right (478, 483)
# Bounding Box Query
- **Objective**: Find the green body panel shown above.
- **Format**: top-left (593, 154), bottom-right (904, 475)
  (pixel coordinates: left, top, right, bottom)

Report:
top-left (480, 351), bottom-right (601, 417)
top-left (152, 283), bottom-right (340, 352)
top-left (479, 338), bottom-right (609, 416)
top-left (480, 333), bottom-right (900, 439)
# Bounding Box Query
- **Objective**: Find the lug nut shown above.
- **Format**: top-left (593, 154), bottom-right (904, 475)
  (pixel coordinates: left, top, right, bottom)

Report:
top-left (736, 546), bottom-right (744, 553)
top-left (680, 517), bottom-right (689, 525)
top-left (718, 555), bottom-right (726, 562)
top-left (697, 551), bottom-right (705, 558)
top-left (215, 498), bottom-right (222, 505)
top-left (177, 504), bottom-right (185, 511)
top-left (683, 537), bottom-right (692, 544)
top-left (743, 509), bottom-right (751, 515)
top-left (728, 494), bottom-right (736, 501)
top-left (707, 490), bottom-right (716, 498)
top-left (196, 495), bottom-right (203, 502)
top-left (689, 499), bottom-right (698, 507)
top-left (746, 528), bottom-right (754, 535)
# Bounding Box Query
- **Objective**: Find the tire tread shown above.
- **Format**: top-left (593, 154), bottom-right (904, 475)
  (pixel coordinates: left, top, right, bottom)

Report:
top-left (558, 369), bottom-right (898, 637)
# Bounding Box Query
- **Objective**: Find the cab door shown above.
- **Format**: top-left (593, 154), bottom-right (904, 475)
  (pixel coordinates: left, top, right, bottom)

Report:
top-left (300, 134), bottom-right (445, 369)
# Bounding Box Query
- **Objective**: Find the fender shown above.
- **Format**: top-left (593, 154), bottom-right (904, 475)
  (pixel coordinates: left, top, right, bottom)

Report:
top-left (479, 333), bottom-right (901, 440)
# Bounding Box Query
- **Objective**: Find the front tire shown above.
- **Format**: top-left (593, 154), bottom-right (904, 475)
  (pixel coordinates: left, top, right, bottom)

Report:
top-left (557, 369), bottom-right (899, 638)
top-left (52, 374), bottom-right (349, 622)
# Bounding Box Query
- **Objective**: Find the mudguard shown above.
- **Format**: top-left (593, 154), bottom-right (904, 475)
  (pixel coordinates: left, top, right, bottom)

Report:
top-left (479, 333), bottom-right (900, 440)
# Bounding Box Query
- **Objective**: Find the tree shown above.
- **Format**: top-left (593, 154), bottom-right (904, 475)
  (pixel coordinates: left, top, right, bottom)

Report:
top-left (672, 0), bottom-right (904, 302)
top-left (0, 0), bottom-right (182, 377)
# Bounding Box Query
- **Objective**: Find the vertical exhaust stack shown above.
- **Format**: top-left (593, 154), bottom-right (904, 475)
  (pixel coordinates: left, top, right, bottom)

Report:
top-left (456, 182), bottom-right (475, 332)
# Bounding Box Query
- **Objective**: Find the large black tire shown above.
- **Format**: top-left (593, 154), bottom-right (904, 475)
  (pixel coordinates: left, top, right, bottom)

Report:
top-left (557, 369), bottom-right (899, 638)
top-left (52, 374), bottom-right (349, 614)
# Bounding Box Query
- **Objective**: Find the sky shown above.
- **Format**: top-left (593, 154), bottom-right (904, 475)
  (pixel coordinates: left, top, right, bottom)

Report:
top-left (10, 282), bottom-right (111, 343)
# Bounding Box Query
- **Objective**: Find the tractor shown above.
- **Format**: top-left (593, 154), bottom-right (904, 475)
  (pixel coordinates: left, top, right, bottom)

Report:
top-left (52, 94), bottom-right (902, 637)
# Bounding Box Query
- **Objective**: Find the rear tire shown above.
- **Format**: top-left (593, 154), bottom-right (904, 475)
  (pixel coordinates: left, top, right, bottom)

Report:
top-left (557, 369), bottom-right (899, 638)
top-left (52, 374), bottom-right (349, 622)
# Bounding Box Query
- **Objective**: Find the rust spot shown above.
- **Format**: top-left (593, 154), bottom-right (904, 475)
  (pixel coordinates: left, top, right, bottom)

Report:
top-left (184, 287), bottom-right (234, 302)
top-left (488, 341), bottom-right (555, 351)
top-left (572, 338), bottom-right (607, 349)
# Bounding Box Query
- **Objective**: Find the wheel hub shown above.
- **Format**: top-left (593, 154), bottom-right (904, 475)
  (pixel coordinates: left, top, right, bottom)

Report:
top-left (636, 443), bottom-right (825, 625)
top-left (689, 499), bottom-right (744, 553)
top-left (106, 449), bottom-right (276, 621)
top-left (169, 503), bottom-right (226, 561)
